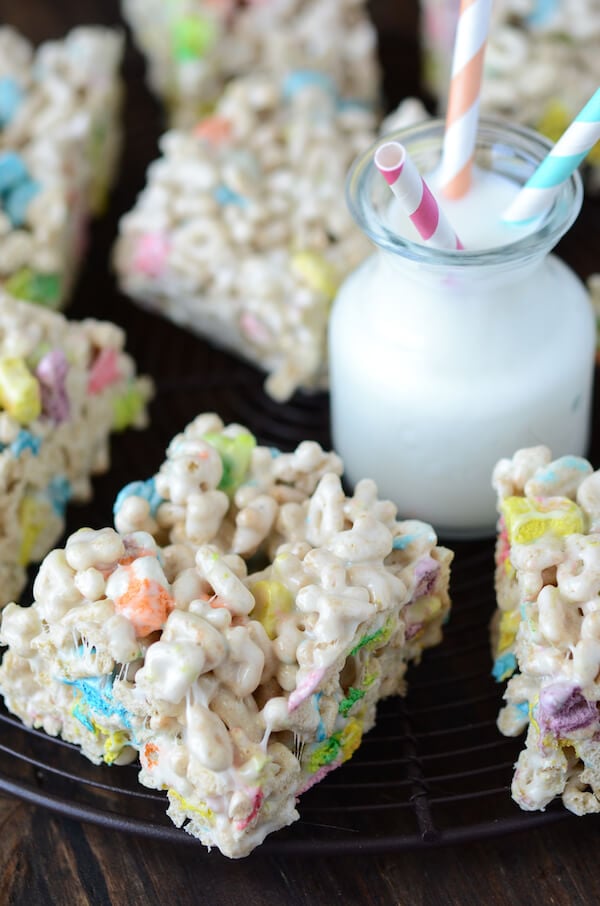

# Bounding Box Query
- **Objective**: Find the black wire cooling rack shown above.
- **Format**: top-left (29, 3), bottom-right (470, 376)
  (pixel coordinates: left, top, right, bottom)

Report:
top-left (0, 363), bottom-right (586, 855)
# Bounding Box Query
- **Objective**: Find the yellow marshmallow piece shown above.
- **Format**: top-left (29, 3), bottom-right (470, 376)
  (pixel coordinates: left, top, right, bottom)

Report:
top-left (249, 580), bottom-right (294, 639)
top-left (501, 495), bottom-right (585, 545)
top-left (0, 356), bottom-right (41, 424)
top-left (291, 250), bottom-right (339, 300)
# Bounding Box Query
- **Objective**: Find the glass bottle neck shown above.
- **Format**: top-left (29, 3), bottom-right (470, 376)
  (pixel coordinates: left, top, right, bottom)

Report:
top-left (346, 117), bottom-right (583, 277)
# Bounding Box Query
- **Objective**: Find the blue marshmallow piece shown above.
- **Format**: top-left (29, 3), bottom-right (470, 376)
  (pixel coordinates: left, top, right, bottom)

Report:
top-left (113, 477), bottom-right (164, 519)
top-left (4, 177), bottom-right (40, 226)
top-left (0, 77), bottom-right (23, 128)
top-left (282, 69), bottom-right (337, 102)
top-left (47, 475), bottom-right (72, 516)
top-left (0, 150), bottom-right (28, 194)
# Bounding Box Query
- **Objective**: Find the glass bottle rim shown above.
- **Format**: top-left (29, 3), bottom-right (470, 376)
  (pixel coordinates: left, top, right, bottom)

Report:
top-left (346, 116), bottom-right (584, 268)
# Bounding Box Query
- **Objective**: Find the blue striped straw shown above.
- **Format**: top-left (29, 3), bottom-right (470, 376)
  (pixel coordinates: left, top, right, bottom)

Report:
top-left (503, 87), bottom-right (600, 224)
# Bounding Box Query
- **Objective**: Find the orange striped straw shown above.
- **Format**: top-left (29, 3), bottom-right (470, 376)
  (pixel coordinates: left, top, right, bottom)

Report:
top-left (440, 0), bottom-right (493, 199)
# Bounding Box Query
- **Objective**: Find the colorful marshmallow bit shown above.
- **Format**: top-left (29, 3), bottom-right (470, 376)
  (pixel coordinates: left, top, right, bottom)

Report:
top-left (36, 348), bottom-right (70, 423)
top-left (250, 580), bottom-right (295, 639)
top-left (113, 383), bottom-right (146, 431)
top-left (7, 430), bottom-right (42, 458)
top-left (114, 478), bottom-right (163, 519)
top-left (4, 177), bottom-right (40, 228)
top-left (4, 270), bottom-right (62, 308)
top-left (0, 356), bottom-right (41, 424)
top-left (88, 347), bottom-right (121, 395)
top-left (282, 69), bottom-right (338, 103)
top-left (107, 555), bottom-right (175, 638)
top-left (193, 115), bottom-right (232, 145)
top-left (47, 475), bottom-right (72, 517)
top-left (290, 251), bottom-right (339, 300)
top-left (171, 13), bottom-right (217, 61)
top-left (131, 232), bottom-right (170, 279)
top-left (18, 492), bottom-right (48, 566)
top-left (0, 151), bottom-right (40, 227)
top-left (203, 429), bottom-right (256, 495)
top-left (0, 76), bottom-right (23, 128)
top-left (500, 494), bottom-right (585, 545)
top-left (0, 151), bottom-right (28, 193)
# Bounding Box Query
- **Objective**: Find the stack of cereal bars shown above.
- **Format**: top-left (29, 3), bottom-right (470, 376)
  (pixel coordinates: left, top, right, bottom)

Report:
top-left (0, 414), bottom-right (453, 857)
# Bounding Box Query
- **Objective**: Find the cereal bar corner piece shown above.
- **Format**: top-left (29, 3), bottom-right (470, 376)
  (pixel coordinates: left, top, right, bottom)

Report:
top-left (491, 445), bottom-right (600, 815)
top-left (0, 289), bottom-right (152, 604)
top-left (0, 415), bottom-right (452, 857)
top-left (120, 0), bottom-right (380, 127)
top-left (0, 25), bottom-right (123, 310)
top-left (113, 71), bottom-right (376, 401)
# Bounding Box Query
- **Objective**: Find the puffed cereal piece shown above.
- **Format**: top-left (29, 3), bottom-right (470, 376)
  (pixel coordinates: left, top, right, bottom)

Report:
top-left (120, 0), bottom-right (379, 128)
top-left (0, 415), bottom-right (452, 858)
top-left (114, 72), bottom-right (376, 401)
top-left (492, 445), bottom-right (600, 815)
top-left (0, 25), bottom-right (123, 309)
top-left (0, 290), bottom-right (152, 604)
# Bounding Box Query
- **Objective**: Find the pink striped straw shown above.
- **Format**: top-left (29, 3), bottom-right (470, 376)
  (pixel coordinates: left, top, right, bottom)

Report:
top-left (374, 141), bottom-right (464, 250)
top-left (440, 0), bottom-right (493, 199)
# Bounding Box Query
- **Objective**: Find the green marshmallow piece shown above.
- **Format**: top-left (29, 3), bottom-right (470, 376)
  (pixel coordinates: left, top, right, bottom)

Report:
top-left (172, 15), bottom-right (216, 61)
top-left (203, 430), bottom-right (256, 494)
top-left (113, 384), bottom-right (143, 431)
top-left (5, 269), bottom-right (61, 308)
top-left (4, 268), bottom-right (32, 299)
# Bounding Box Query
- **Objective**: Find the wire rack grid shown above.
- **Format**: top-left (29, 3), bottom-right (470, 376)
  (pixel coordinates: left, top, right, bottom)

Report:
top-left (0, 368), bottom-right (586, 855)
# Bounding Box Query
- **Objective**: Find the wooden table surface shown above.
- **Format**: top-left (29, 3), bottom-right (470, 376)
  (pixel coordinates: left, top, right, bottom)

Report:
top-left (1, 2), bottom-right (600, 904)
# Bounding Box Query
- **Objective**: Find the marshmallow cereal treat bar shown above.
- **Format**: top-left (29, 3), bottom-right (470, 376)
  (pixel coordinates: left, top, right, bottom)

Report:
top-left (0, 26), bottom-right (123, 310)
top-left (120, 0), bottom-right (379, 128)
top-left (0, 413), bottom-right (452, 857)
top-left (421, 0), bottom-right (600, 186)
top-left (114, 73), bottom-right (375, 401)
top-left (492, 445), bottom-right (600, 815)
top-left (0, 290), bottom-right (151, 604)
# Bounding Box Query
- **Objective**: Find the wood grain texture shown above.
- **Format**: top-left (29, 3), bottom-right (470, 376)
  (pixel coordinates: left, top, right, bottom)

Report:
top-left (0, 1), bottom-right (599, 904)
top-left (0, 810), bottom-right (599, 906)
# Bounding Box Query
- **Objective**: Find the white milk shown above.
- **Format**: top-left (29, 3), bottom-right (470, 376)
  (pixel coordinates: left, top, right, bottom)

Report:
top-left (388, 165), bottom-right (542, 249)
top-left (329, 129), bottom-right (595, 539)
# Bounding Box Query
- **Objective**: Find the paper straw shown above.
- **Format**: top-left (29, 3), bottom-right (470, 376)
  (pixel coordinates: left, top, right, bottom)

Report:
top-left (439, 0), bottom-right (493, 200)
top-left (375, 141), bottom-right (464, 250)
top-left (503, 87), bottom-right (600, 224)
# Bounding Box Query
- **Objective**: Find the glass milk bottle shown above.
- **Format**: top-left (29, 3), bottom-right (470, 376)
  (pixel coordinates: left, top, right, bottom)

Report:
top-left (329, 118), bottom-right (595, 539)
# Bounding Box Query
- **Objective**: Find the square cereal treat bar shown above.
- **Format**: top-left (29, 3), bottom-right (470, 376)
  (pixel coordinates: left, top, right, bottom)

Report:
top-left (0, 413), bottom-right (452, 857)
top-left (492, 445), bottom-right (600, 815)
top-left (114, 73), bottom-right (375, 401)
top-left (120, 0), bottom-right (379, 127)
top-left (0, 289), bottom-right (152, 603)
top-left (0, 26), bottom-right (123, 309)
